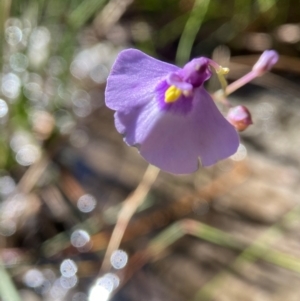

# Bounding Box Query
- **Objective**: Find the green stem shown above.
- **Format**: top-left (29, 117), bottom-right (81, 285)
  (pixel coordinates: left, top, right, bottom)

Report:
top-left (147, 211), bottom-right (300, 301)
top-left (194, 205), bottom-right (300, 300)
top-left (0, 0), bottom-right (11, 69)
top-left (68, 0), bottom-right (107, 29)
top-left (0, 259), bottom-right (21, 301)
top-left (175, 0), bottom-right (210, 66)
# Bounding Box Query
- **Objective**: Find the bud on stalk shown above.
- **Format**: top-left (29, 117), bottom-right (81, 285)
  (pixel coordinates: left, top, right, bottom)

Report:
top-left (227, 105), bottom-right (253, 132)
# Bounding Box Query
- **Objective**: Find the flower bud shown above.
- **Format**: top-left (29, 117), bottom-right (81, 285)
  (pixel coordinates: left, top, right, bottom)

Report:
top-left (252, 50), bottom-right (279, 75)
top-left (227, 105), bottom-right (253, 132)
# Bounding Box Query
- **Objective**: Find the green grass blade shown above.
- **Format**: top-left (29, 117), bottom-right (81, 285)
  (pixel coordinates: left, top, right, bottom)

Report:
top-left (0, 259), bottom-right (21, 301)
top-left (175, 0), bottom-right (210, 65)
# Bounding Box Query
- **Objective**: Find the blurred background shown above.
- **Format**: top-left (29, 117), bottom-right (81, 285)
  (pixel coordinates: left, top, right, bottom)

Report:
top-left (1, 0), bottom-right (300, 300)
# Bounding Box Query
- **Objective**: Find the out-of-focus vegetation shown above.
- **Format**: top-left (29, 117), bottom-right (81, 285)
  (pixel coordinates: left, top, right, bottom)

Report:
top-left (1, 0), bottom-right (300, 301)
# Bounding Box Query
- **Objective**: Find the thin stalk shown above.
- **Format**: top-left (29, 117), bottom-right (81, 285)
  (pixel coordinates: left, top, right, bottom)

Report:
top-left (149, 218), bottom-right (300, 272)
top-left (0, 259), bottom-right (21, 301)
top-left (225, 70), bottom-right (258, 96)
top-left (194, 205), bottom-right (300, 301)
top-left (0, 0), bottom-right (11, 69)
top-left (100, 164), bottom-right (159, 272)
top-left (176, 0), bottom-right (210, 65)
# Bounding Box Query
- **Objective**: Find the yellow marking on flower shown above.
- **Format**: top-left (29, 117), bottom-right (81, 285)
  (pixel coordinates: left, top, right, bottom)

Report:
top-left (165, 85), bottom-right (182, 103)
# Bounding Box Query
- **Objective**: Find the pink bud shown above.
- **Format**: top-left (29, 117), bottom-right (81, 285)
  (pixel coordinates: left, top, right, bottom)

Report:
top-left (252, 50), bottom-right (279, 75)
top-left (227, 105), bottom-right (253, 132)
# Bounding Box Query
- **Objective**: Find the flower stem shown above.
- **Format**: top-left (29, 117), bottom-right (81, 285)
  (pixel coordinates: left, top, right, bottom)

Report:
top-left (99, 164), bottom-right (159, 273)
top-left (212, 70), bottom-right (259, 106)
top-left (225, 70), bottom-right (258, 96)
top-left (213, 90), bottom-right (232, 108)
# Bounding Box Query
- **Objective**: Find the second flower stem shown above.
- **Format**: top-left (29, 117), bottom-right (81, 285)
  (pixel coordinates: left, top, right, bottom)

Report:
top-left (225, 70), bottom-right (258, 96)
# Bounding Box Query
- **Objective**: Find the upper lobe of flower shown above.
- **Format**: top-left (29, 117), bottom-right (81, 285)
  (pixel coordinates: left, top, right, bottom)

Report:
top-left (105, 49), bottom-right (239, 174)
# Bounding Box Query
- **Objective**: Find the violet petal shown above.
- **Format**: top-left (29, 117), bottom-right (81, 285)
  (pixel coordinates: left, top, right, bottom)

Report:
top-left (115, 87), bottom-right (239, 174)
top-left (140, 88), bottom-right (239, 173)
top-left (105, 49), bottom-right (179, 111)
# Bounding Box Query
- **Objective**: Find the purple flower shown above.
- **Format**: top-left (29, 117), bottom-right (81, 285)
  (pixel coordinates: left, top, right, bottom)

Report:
top-left (105, 49), bottom-right (239, 174)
